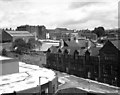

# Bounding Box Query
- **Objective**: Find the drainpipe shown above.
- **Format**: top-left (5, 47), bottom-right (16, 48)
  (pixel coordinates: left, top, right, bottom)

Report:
top-left (98, 56), bottom-right (101, 80)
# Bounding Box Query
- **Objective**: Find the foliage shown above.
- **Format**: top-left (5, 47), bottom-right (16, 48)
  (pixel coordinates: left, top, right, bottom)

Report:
top-left (35, 40), bottom-right (42, 46)
top-left (12, 38), bottom-right (28, 54)
top-left (92, 27), bottom-right (105, 37)
top-left (2, 48), bottom-right (7, 56)
top-left (11, 38), bottom-right (42, 54)
top-left (27, 38), bottom-right (36, 49)
top-left (27, 38), bottom-right (42, 50)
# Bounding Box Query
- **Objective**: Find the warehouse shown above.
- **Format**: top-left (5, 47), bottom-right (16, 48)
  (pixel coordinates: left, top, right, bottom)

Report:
top-left (0, 29), bottom-right (12, 43)
top-left (5, 30), bottom-right (34, 42)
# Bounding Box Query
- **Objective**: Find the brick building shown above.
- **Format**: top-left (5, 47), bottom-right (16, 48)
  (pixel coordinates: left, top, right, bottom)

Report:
top-left (16, 25), bottom-right (47, 39)
top-left (0, 29), bottom-right (12, 43)
top-left (78, 31), bottom-right (97, 41)
top-left (47, 28), bottom-right (74, 40)
top-left (5, 30), bottom-right (34, 42)
top-left (46, 40), bottom-right (120, 87)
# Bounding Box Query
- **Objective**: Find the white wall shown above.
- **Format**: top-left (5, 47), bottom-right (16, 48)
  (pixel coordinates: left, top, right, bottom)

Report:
top-left (2, 60), bottom-right (19, 75)
top-left (48, 76), bottom-right (58, 93)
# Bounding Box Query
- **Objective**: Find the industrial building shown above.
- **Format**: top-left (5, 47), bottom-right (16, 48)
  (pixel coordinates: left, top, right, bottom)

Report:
top-left (5, 30), bottom-right (34, 42)
top-left (16, 25), bottom-right (47, 39)
top-left (0, 29), bottom-right (34, 43)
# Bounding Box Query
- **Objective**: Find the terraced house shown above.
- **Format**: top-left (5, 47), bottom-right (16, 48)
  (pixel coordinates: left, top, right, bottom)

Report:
top-left (46, 40), bottom-right (120, 87)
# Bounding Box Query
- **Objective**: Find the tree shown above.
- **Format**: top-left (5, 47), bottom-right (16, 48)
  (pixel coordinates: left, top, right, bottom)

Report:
top-left (92, 27), bottom-right (105, 37)
top-left (27, 38), bottom-right (36, 49)
top-left (27, 38), bottom-right (42, 50)
top-left (2, 48), bottom-right (7, 56)
top-left (35, 40), bottom-right (42, 47)
top-left (12, 38), bottom-right (27, 54)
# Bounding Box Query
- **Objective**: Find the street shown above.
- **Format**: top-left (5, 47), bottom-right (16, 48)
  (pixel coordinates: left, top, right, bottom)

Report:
top-left (55, 71), bottom-right (120, 94)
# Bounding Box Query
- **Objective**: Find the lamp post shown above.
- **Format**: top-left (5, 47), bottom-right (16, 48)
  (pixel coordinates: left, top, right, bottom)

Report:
top-left (39, 77), bottom-right (41, 95)
top-left (39, 76), bottom-right (50, 94)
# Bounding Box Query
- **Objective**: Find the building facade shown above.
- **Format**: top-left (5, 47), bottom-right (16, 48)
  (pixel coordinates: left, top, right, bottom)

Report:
top-left (0, 29), bottom-right (12, 43)
top-left (47, 28), bottom-right (74, 40)
top-left (0, 56), bottom-right (19, 75)
top-left (46, 40), bottom-right (120, 87)
top-left (5, 30), bottom-right (34, 42)
top-left (16, 25), bottom-right (47, 39)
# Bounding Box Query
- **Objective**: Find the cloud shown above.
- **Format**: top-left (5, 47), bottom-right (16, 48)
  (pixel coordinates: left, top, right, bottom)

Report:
top-left (69, 2), bottom-right (105, 9)
top-left (0, 0), bottom-right (119, 30)
top-left (1, 0), bottom-right (16, 1)
top-left (56, 2), bottom-right (118, 29)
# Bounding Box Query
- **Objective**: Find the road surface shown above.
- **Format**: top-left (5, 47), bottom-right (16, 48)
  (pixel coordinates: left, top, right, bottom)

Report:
top-left (55, 71), bottom-right (120, 94)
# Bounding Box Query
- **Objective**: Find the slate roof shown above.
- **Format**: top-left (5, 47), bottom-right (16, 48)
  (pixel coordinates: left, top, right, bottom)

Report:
top-left (78, 39), bottom-right (88, 47)
top-left (88, 47), bottom-right (101, 56)
top-left (111, 40), bottom-right (120, 51)
top-left (49, 45), bottom-right (60, 53)
top-left (99, 40), bottom-right (119, 54)
top-left (49, 39), bottom-right (88, 55)
top-left (88, 40), bottom-right (120, 56)
top-left (62, 40), bottom-right (69, 47)
top-left (6, 30), bottom-right (34, 37)
top-left (0, 29), bottom-right (12, 42)
top-left (47, 29), bottom-right (55, 33)
top-left (61, 46), bottom-right (80, 55)
top-left (65, 40), bottom-right (84, 47)
top-left (55, 28), bottom-right (74, 33)
top-left (40, 43), bottom-right (59, 52)
top-left (50, 46), bottom-right (86, 55)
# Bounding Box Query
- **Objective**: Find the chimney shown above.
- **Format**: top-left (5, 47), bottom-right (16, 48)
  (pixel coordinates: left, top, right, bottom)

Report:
top-left (46, 33), bottom-right (50, 39)
top-left (86, 39), bottom-right (91, 49)
top-left (75, 38), bottom-right (79, 43)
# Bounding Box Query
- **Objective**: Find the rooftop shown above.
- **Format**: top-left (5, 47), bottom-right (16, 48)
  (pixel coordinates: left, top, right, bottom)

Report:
top-left (111, 40), bottom-right (120, 50)
top-left (0, 62), bottom-right (56, 94)
top-left (5, 30), bottom-right (34, 37)
top-left (0, 56), bottom-right (12, 61)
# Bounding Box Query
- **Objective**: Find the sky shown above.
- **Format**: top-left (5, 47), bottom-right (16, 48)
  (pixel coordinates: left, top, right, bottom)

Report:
top-left (0, 0), bottom-right (119, 30)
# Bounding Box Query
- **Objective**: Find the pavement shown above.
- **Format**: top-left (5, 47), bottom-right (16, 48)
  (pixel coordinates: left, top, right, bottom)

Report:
top-left (55, 88), bottom-right (89, 95)
top-left (55, 70), bottom-right (120, 94)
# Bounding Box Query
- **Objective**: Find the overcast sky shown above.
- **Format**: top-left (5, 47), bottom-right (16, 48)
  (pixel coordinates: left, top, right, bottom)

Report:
top-left (0, 0), bottom-right (119, 30)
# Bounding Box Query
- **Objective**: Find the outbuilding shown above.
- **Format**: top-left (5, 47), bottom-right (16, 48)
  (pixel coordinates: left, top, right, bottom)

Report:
top-left (0, 56), bottom-right (19, 75)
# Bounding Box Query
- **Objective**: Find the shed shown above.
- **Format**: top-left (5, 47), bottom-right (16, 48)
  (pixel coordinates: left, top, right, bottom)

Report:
top-left (0, 56), bottom-right (19, 75)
